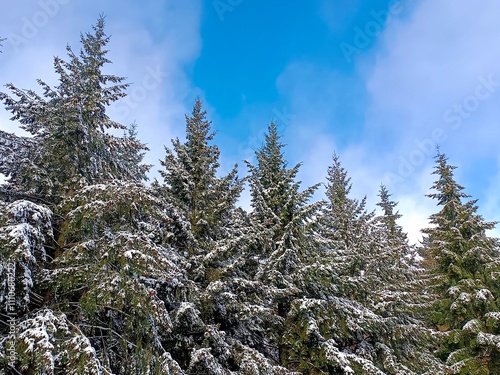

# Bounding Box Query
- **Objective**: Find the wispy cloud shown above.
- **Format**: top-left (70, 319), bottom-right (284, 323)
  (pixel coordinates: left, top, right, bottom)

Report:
top-left (260, 0), bottom-right (500, 241)
top-left (364, 0), bottom-right (500, 236)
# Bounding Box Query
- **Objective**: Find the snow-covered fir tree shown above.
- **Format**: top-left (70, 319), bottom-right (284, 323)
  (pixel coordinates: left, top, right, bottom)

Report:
top-left (245, 122), bottom-right (323, 362)
top-left (159, 103), bottom-right (294, 373)
top-left (421, 152), bottom-right (500, 374)
top-left (320, 153), bottom-right (374, 253)
top-left (376, 185), bottom-right (408, 245)
top-left (159, 99), bottom-right (243, 274)
top-left (3, 16), bottom-right (498, 375)
top-left (287, 154), bottom-right (444, 374)
top-left (0, 19), bottom-right (184, 374)
top-left (0, 17), bottom-right (148, 204)
top-left (372, 184), bottom-right (419, 314)
top-left (50, 181), bottom-right (192, 374)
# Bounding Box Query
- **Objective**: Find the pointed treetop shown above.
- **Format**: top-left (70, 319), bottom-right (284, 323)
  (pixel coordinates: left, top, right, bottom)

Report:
top-left (186, 97), bottom-right (217, 147)
top-left (427, 152), bottom-right (469, 206)
top-left (254, 122), bottom-right (289, 185)
top-left (322, 153), bottom-right (374, 249)
top-left (160, 98), bottom-right (242, 248)
top-left (377, 184), bottom-right (406, 241)
top-left (0, 17), bottom-right (148, 201)
top-left (326, 153), bottom-right (352, 203)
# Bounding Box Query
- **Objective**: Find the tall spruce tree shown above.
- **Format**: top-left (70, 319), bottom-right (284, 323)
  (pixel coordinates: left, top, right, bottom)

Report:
top-left (159, 107), bottom-right (295, 373)
top-left (319, 153), bottom-right (375, 300)
top-left (372, 184), bottom-right (418, 313)
top-left (422, 152), bottom-right (500, 374)
top-left (0, 17), bottom-right (148, 204)
top-left (376, 184), bottom-right (408, 245)
top-left (286, 155), bottom-right (444, 374)
top-left (246, 122), bottom-right (322, 300)
top-left (245, 122), bottom-right (326, 366)
top-left (160, 99), bottom-right (242, 256)
top-left (320, 153), bottom-right (374, 252)
top-left (0, 19), bottom-right (186, 374)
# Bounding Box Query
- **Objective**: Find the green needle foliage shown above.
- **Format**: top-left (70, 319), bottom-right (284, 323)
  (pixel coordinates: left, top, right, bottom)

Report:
top-left (0, 20), bottom-right (497, 375)
top-left (421, 152), bottom-right (500, 374)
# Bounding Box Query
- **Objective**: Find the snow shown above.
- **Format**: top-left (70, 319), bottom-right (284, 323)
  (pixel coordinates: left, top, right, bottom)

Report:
top-left (475, 288), bottom-right (493, 302)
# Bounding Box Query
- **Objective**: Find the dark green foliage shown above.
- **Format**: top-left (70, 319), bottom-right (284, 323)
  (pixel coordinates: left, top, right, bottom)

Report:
top-left (50, 181), bottom-right (191, 374)
top-left (0, 17), bottom-right (148, 204)
top-left (3, 19), bottom-right (499, 375)
top-left (160, 99), bottom-right (242, 248)
top-left (421, 152), bottom-right (500, 373)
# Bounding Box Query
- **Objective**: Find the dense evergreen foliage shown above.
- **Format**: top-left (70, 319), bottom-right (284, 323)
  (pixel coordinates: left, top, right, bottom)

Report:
top-left (0, 21), bottom-right (499, 375)
top-left (420, 153), bottom-right (500, 374)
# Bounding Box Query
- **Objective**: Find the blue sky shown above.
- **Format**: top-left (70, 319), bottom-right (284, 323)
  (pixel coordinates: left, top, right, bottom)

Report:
top-left (1, 0), bottom-right (500, 242)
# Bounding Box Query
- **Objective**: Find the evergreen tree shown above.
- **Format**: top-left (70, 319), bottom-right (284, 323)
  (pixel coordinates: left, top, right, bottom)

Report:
top-left (158, 102), bottom-right (294, 372)
top-left (372, 184), bottom-right (417, 314)
top-left (0, 19), bottom-right (175, 374)
top-left (246, 122), bottom-right (322, 261)
top-left (320, 153), bottom-right (374, 252)
top-left (0, 17), bottom-right (148, 204)
top-left (422, 152), bottom-right (500, 374)
top-left (318, 153), bottom-right (375, 301)
top-left (246, 122), bottom-right (322, 296)
top-left (48, 181), bottom-right (192, 374)
top-left (284, 155), bottom-right (444, 374)
top-left (377, 184), bottom-right (408, 245)
top-left (160, 99), bottom-right (243, 260)
top-left (8, 15), bottom-right (499, 375)
top-left (245, 122), bottom-right (324, 365)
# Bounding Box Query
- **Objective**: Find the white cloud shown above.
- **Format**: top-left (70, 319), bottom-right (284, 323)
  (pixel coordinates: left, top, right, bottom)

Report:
top-left (366, 0), bottom-right (500, 156)
top-left (363, 0), bottom-right (500, 237)
top-left (267, 0), bottom-right (500, 242)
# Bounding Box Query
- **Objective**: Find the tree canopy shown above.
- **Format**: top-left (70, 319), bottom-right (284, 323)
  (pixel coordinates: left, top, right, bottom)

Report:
top-left (0, 20), bottom-right (498, 375)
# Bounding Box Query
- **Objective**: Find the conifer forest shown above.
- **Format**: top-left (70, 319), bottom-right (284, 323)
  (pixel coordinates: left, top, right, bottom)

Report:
top-left (0, 19), bottom-right (499, 375)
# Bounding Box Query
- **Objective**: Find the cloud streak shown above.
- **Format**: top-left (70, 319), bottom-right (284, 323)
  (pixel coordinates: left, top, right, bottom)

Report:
top-left (265, 0), bottom-right (500, 242)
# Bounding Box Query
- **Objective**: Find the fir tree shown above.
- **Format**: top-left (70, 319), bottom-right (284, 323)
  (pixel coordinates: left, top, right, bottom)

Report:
top-left (0, 19), bottom-right (171, 374)
top-left (245, 122), bottom-right (324, 365)
top-left (286, 155), bottom-right (445, 374)
top-left (159, 98), bottom-right (243, 261)
top-left (246, 122), bottom-right (322, 259)
top-left (318, 153), bottom-right (375, 301)
top-left (48, 181), bottom-right (192, 374)
top-left (377, 184), bottom-right (408, 245)
top-left (422, 152), bottom-right (500, 374)
top-left (320, 153), bottom-right (374, 252)
top-left (372, 184), bottom-right (417, 313)
top-left (0, 17), bottom-right (148, 204)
